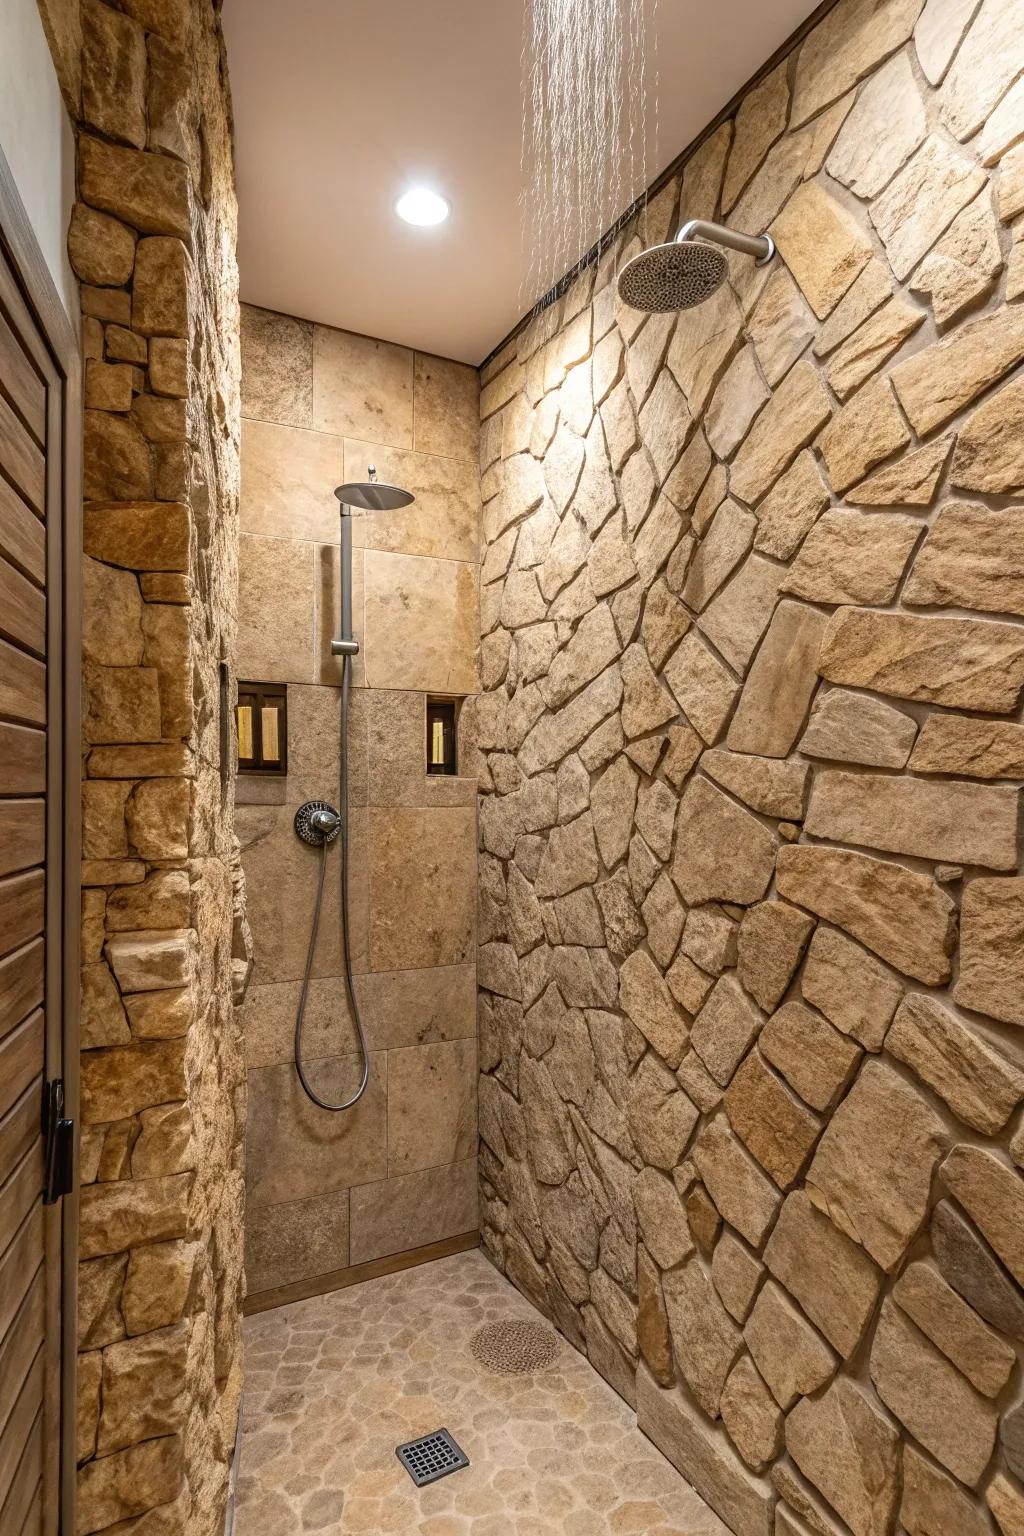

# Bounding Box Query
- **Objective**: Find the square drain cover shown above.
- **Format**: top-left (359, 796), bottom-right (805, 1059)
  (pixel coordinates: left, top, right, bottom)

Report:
top-left (396, 1428), bottom-right (469, 1487)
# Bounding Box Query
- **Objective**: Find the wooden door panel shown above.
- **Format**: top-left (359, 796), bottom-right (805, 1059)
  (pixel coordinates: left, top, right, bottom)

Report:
top-left (0, 159), bottom-right (77, 1536)
top-left (0, 1084), bottom-right (40, 1182)
top-left (0, 638), bottom-right (45, 727)
top-left (0, 944), bottom-right (44, 1043)
top-left (0, 394), bottom-right (44, 515)
top-left (0, 872), bottom-right (44, 961)
top-left (0, 1347), bottom-right (43, 1514)
top-left (0, 555), bottom-right (45, 658)
top-left (0, 479), bottom-right (44, 588)
top-left (0, 724), bottom-right (44, 795)
top-left (0, 1148), bottom-right (43, 1255)
top-left (0, 1406), bottom-right (41, 1536)
top-left (0, 1276), bottom-right (44, 1443)
top-left (0, 307), bottom-right (46, 449)
top-left (0, 1015), bottom-right (44, 1118)
top-left (0, 803), bottom-right (45, 878)
top-left (0, 1205), bottom-right (43, 1346)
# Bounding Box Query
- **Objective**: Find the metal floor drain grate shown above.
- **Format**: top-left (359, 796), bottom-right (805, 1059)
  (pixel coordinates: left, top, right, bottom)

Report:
top-left (395, 1428), bottom-right (469, 1488)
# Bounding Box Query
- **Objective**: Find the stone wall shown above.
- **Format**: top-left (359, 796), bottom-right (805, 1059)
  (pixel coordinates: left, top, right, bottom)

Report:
top-left (65, 1), bottom-right (248, 1531)
top-left (236, 307), bottom-right (480, 1301)
top-left (476, 1), bottom-right (1024, 1532)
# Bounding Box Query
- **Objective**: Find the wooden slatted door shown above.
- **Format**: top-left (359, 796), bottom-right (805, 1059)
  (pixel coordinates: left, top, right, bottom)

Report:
top-left (0, 180), bottom-right (79, 1536)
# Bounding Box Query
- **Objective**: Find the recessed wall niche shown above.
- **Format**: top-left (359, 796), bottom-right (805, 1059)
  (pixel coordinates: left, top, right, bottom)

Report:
top-left (237, 682), bottom-right (288, 775)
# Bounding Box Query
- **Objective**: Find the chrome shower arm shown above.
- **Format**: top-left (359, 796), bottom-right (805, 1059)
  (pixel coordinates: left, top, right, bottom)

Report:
top-left (675, 218), bottom-right (775, 266)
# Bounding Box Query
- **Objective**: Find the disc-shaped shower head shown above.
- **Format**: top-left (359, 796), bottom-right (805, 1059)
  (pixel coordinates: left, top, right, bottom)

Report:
top-left (333, 480), bottom-right (415, 512)
top-left (617, 239), bottom-right (728, 313)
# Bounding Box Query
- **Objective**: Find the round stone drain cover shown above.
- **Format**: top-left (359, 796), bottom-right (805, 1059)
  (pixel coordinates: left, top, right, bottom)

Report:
top-left (470, 1318), bottom-right (560, 1376)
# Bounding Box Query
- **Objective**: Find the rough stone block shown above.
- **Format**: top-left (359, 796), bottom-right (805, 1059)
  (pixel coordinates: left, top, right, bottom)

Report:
top-left (806, 1059), bottom-right (947, 1271)
top-left (764, 1189), bottom-right (881, 1358)
top-left (79, 134), bottom-right (191, 239)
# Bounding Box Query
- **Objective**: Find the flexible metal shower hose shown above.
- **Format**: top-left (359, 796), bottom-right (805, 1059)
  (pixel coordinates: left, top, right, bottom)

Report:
top-left (293, 654), bottom-right (370, 1110)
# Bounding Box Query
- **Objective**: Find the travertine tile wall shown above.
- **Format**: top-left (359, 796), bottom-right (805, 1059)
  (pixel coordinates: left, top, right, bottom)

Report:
top-left (59, 1), bottom-right (248, 1532)
top-left (477, 1), bottom-right (1024, 1533)
top-left (236, 305), bottom-right (481, 1298)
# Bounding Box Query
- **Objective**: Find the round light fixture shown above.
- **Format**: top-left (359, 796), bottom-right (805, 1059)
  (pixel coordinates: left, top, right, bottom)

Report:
top-left (395, 187), bottom-right (450, 227)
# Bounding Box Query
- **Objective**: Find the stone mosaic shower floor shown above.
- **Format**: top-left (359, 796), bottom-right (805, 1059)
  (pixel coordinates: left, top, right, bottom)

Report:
top-left (234, 1248), bottom-right (727, 1535)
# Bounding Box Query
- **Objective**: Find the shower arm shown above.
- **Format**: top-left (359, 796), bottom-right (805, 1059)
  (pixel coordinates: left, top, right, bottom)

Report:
top-left (330, 508), bottom-right (360, 658)
top-left (675, 218), bottom-right (775, 266)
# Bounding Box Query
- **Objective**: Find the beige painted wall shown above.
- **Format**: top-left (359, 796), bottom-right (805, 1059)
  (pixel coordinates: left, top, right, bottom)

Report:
top-left (476, 0), bottom-right (1024, 1532)
top-left (1, 0), bottom-right (76, 315)
top-left (237, 306), bottom-right (482, 1297)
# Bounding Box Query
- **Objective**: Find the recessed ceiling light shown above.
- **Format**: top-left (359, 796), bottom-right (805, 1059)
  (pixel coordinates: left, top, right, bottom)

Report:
top-left (395, 187), bottom-right (450, 227)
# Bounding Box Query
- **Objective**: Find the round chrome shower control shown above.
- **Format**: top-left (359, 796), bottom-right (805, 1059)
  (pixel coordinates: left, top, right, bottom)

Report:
top-left (294, 800), bottom-right (341, 846)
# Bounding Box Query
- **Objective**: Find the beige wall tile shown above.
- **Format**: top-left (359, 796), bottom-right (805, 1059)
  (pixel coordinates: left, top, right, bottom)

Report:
top-left (241, 962), bottom-right (477, 1069)
top-left (246, 1052), bottom-right (387, 1206)
top-left (387, 1037), bottom-right (477, 1177)
top-left (368, 806), bottom-right (477, 971)
top-left (312, 325), bottom-right (414, 446)
top-left (241, 303), bottom-right (313, 428)
top-left (238, 534), bottom-right (315, 684)
top-left (359, 963), bottom-right (477, 1049)
top-left (363, 551), bottom-right (479, 693)
top-left (345, 440), bottom-right (480, 564)
top-left (365, 689), bottom-right (475, 806)
top-left (413, 352), bottom-right (480, 463)
top-left (241, 418), bottom-right (344, 543)
top-left (243, 977), bottom-right (361, 1068)
top-left (349, 1157), bottom-right (478, 1265)
top-left (244, 1188), bottom-right (349, 1294)
top-left (236, 802), bottom-right (369, 983)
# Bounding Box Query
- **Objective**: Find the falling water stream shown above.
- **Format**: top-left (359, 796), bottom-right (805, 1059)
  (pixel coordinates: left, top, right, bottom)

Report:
top-left (520, 0), bottom-right (658, 315)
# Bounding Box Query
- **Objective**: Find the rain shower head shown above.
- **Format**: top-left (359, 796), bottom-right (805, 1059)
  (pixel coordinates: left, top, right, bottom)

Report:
top-left (334, 465), bottom-right (415, 513)
top-left (617, 218), bottom-right (775, 313)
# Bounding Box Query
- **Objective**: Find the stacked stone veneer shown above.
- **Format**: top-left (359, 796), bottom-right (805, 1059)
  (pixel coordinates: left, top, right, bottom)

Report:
top-left (55, 1), bottom-right (248, 1532)
top-left (476, 1), bottom-right (1024, 1533)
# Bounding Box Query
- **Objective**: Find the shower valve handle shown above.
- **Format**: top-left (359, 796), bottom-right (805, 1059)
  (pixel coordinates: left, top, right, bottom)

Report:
top-left (331, 637), bottom-right (360, 657)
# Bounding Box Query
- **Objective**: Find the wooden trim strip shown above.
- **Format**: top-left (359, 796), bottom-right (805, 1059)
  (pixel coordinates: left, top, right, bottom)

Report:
top-left (243, 1230), bottom-right (481, 1316)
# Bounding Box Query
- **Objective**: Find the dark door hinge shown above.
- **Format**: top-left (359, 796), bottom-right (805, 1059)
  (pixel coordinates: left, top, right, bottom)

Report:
top-left (42, 1079), bottom-right (74, 1204)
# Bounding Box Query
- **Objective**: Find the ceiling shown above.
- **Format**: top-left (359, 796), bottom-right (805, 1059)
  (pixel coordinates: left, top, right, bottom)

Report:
top-left (224, 0), bottom-right (823, 366)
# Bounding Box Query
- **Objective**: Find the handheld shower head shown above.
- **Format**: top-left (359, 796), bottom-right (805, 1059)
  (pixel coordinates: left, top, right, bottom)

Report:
top-left (334, 464), bottom-right (415, 513)
top-left (617, 218), bottom-right (775, 313)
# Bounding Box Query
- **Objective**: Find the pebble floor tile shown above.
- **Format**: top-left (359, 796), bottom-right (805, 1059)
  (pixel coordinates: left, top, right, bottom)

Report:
top-left (234, 1248), bottom-right (728, 1535)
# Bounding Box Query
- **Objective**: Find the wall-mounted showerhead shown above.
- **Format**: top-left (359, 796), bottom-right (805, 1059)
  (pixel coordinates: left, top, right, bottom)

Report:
top-left (617, 218), bottom-right (775, 313)
top-left (334, 464), bottom-right (416, 513)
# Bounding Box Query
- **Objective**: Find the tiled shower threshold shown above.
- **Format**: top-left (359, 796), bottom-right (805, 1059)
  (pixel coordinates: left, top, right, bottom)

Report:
top-left (235, 1247), bottom-right (727, 1534)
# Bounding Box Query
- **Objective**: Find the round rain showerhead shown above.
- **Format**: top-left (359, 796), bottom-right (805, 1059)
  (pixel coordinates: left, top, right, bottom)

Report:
top-left (617, 239), bottom-right (728, 313)
top-left (333, 480), bottom-right (415, 512)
